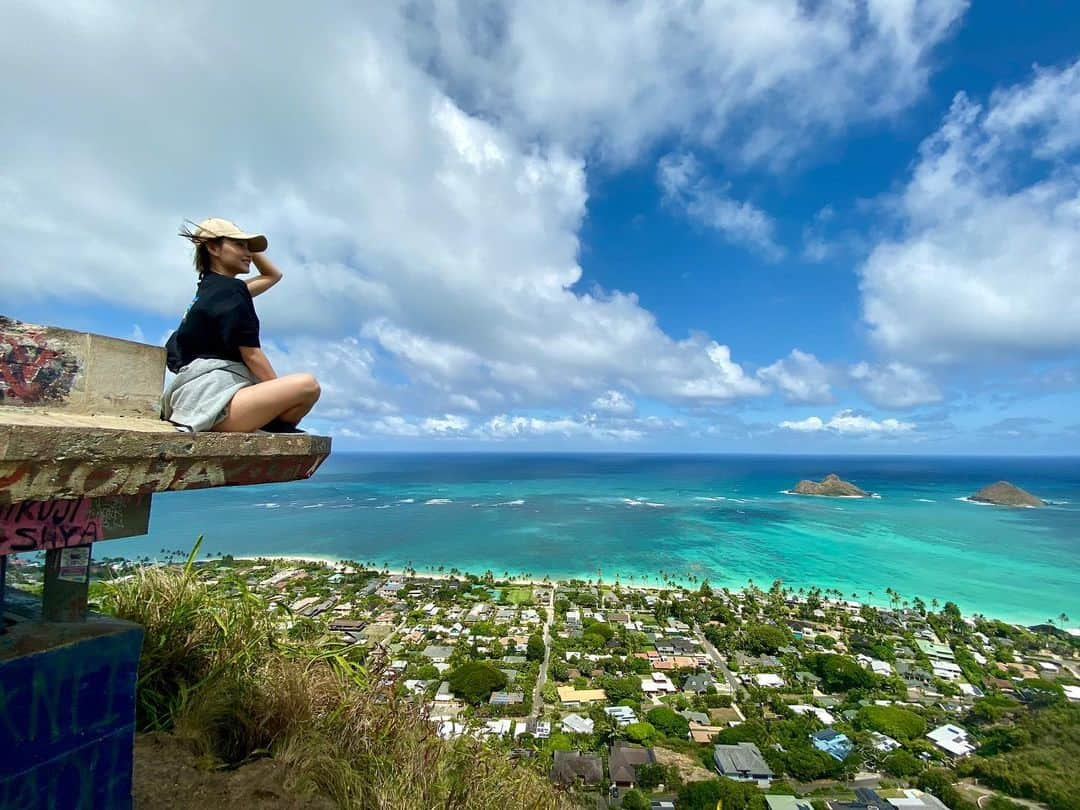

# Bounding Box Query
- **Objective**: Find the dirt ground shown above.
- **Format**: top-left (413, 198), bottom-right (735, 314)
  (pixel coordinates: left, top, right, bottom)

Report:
top-left (133, 732), bottom-right (335, 810)
top-left (651, 746), bottom-right (714, 785)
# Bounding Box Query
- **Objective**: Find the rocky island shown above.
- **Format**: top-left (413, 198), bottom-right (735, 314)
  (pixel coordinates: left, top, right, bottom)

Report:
top-left (791, 473), bottom-right (870, 497)
top-left (969, 481), bottom-right (1046, 507)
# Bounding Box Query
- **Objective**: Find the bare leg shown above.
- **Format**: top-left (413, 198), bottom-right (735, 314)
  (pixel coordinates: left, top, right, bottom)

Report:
top-left (212, 374), bottom-right (320, 433)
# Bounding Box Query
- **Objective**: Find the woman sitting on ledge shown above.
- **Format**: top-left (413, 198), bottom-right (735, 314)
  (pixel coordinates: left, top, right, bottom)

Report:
top-left (161, 218), bottom-right (320, 433)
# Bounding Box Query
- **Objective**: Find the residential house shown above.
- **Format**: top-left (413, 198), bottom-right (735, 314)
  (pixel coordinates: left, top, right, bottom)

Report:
top-left (561, 713), bottom-right (595, 735)
top-left (422, 645), bottom-right (454, 663)
top-left (713, 742), bottom-right (773, 787)
top-left (641, 672), bottom-right (678, 695)
top-left (869, 731), bottom-right (901, 754)
top-left (604, 706), bottom-right (638, 727)
top-left (811, 729), bottom-right (854, 761)
top-left (765, 798), bottom-right (814, 810)
top-left (926, 723), bottom-right (976, 758)
top-left (608, 742), bottom-right (656, 789)
top-left (790, 705), bottom-right (836, 724)
top-left (550, 751), bottom-right (602, 787)
top-left (557, 686), bottom-right (607, 707)
top-left (683, 673), bottom-right (718, 694)
top-left (489, 691), bottom-right (524, 706)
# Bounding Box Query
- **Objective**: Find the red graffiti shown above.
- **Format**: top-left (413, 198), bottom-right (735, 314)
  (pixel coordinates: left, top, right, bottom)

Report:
top-left (0, 452), bottom-right (329, 505)
top-left (0, 321), bottom-right (79, 404)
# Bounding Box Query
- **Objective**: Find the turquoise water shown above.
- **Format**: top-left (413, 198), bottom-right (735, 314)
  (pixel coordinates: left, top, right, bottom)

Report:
top-left (107, 454), bottom-right (1079, 625)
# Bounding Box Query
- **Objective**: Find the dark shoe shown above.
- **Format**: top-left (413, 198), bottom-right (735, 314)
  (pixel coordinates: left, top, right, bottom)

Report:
top-left (260, 417), bottom-right (306, 434)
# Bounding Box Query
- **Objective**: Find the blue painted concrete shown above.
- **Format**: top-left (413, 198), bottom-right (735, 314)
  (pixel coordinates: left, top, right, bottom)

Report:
top-left (0, 606), bottom-right (143, 809)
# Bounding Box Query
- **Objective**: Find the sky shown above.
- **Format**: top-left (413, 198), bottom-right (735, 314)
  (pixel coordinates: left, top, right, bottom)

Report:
top-left (2, 1), bottom-right (1079, 453)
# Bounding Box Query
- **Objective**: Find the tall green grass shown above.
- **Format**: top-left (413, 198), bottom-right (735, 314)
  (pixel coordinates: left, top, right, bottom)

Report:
top-left (100, 541), bottom-right (570, 809)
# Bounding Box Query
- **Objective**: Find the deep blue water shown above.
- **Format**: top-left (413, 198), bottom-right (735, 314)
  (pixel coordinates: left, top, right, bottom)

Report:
top-left (107, 454), bottom-right (1079, 625)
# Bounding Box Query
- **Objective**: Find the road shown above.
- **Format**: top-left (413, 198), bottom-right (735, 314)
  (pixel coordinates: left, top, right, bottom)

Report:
top-left (694, 623), bottom-right (742, 697)
top-left (531, 590), bottom-right (556, 716)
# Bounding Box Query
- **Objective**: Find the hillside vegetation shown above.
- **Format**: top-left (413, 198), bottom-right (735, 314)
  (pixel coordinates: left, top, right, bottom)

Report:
top-left (98, 544), bottom-right (567, 810)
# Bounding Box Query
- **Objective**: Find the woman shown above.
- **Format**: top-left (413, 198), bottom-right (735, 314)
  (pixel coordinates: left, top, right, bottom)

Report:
top-left (160, 217), bottom-right (320, 433)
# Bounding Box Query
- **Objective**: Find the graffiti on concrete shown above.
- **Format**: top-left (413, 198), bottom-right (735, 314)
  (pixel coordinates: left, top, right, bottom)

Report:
top-left (0, 499), bottom-right (102, 555)
top-left (0, 320), bottom-right (79, 405)
top-left (0, 622), bottom-right (140, 808)
top-left (0, 454), bottom-right (323, 506)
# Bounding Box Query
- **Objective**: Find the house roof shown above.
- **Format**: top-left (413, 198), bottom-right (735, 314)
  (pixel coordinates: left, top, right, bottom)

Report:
top-left (713, 742), bottom-right (773, 779)
top-left (550, 751), bottom-right (602, 785)
top-left (608, 742), bottom-right (656, 784)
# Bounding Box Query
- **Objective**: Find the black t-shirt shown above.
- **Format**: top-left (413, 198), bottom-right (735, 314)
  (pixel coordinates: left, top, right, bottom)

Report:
top-left (166, 272), bottom-right (260, 372)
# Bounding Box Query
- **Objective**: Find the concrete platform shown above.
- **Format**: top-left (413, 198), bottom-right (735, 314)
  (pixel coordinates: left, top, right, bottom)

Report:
top-left (0, 408), bottom-right (331, 505)
top-left (0, 313), bottom-right (331, 508)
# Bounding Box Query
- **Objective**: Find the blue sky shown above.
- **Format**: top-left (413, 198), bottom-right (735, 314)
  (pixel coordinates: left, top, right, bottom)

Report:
top-left (2, 1), bottom-right (1079, 453)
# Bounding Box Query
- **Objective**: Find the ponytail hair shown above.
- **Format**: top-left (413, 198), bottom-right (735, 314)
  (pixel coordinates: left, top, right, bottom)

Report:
top-left (178, 221), bottom-right (221, 277)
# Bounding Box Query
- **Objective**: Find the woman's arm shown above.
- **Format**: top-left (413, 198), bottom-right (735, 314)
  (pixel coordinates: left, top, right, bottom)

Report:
top-left (246, 252), bottom-right (283, 297)
top-left (239, 346), bottom-right (278, 382)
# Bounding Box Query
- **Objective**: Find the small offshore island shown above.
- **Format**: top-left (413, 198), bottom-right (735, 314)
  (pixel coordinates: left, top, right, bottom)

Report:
top-left (792, 474), bottom-right (872, 498)
top-left (10, 551), bottom-right (1076, 810)
top-left (968, 481), bottom-right (1046, 508)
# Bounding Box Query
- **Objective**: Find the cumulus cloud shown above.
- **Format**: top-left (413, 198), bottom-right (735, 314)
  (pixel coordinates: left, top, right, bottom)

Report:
top-left (591, 390), bottom-right (635, 415)
top-left (779, 409), bottom-right (914, 435)
top-left (0, 1), bottom-right (785, 429)
top-left (850, 361), bottom-right (942, 409)
top-left (411, 0), bottom-right (967, 164)
top-left (658, 153), bottom-right (781, 258)
top-left (860, 57), bottom-right (1080, 362)
top-left (757, 349), bottom-right (833, 403)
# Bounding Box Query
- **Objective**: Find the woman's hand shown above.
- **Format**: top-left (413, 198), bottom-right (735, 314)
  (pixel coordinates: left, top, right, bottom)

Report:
top-left (246, 252), bottom-right (283, 297)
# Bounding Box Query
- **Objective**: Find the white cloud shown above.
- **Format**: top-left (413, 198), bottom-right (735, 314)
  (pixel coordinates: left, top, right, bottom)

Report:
top-left (860, 57), bottom-right (1080, 362)
top-left (0, 2), bottom-right (779, 425)
top-left (757, 349), bottom-right (832, 403)
top-left (658, 153), bottom-right (781, 258)
top-left (779, 409), bottom-right (914, 435)
top-left (413, 0), bottom-right (966, 165)
top-left (591, 390), bottom-right (635, 415)
top-left (850, 361), bottom-right (942, 409)
top-left (778, 416), bottom-right (826, 433)
top-left (422, 414), bottom-right (470, 434)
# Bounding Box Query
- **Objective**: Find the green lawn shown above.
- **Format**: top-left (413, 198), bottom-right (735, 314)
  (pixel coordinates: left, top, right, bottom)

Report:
top-left (502, 586), bottom-right (534, 605)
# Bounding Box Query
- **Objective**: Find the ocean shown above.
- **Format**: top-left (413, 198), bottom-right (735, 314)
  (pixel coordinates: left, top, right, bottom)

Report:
top-left (105, 453), bottom-right (1079, 626)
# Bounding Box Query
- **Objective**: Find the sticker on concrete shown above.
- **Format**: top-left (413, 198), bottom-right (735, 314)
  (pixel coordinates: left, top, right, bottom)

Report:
top-left (58, 546), bottom-right (91, 582)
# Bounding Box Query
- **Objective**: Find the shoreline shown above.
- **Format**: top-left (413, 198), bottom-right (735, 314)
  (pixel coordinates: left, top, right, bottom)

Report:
top-left (225, 554), bottom-right (1068, 630)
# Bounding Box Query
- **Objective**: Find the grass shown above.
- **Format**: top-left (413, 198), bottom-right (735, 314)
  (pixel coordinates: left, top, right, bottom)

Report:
top-left (100, 541), bottom-right (571, 809)
top-left (502, 586), bottom-right (534, 605)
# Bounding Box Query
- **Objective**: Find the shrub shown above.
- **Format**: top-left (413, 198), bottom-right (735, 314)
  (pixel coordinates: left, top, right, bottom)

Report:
top-left (620, 789), bottom-right (650, 810)
top-left (625, 722), bottom-right (658, 744)
top-left (646, 706), bottom-right (690, 739)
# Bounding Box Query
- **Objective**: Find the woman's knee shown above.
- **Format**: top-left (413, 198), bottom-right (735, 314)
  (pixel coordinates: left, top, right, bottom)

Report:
top-left (290, 373), bottom-right (321, 404)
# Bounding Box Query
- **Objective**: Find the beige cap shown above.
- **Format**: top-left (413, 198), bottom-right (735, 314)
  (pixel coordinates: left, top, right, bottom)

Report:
top-left (190, 217), bottom-right (268, 252)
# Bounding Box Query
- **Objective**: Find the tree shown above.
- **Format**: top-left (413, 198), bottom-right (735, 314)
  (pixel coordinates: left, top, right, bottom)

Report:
top-left (646, 706), bottom-right (690, 739)
top-left (526, 633), bottom-right (545, 662)
top-left (447, 662), bottom-right (507, 705)
top-left (601, 675), bottom-right (642, 703)
top-left (636, 763), bottom-right (678, 790)
top-left (882, 749), bottom-right (924, 778)
top-left (677, 779), bottom-right (767, 810)
top-left (742, 623), bottom-right (790, 655)
top-left (620, 789), bottom-right (650, 810)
